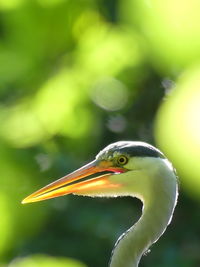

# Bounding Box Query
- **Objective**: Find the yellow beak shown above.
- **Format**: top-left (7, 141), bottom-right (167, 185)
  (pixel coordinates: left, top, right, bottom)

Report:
top-left (22, 160), bottom-right (125, 204)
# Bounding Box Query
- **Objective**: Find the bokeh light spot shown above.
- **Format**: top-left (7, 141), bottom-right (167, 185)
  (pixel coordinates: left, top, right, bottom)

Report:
top-left (91, 77), bottom-right (128, 111)
top-left (107, 115), bottom-right (127, 133)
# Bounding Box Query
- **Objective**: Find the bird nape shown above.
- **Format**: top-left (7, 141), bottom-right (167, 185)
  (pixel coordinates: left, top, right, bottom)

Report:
top-left (22, 141), bottom-right (178, 267)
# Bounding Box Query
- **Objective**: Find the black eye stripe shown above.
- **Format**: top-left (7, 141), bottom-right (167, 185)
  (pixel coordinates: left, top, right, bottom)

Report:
top-left (97, 141), bottom-right (165, 160)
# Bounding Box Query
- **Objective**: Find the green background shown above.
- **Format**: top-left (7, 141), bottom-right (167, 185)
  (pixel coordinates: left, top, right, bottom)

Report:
top-left (0, 0), bottom-right (200, 266)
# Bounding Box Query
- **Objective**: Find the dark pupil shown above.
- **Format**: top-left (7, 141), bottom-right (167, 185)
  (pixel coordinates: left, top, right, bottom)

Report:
top-left (119, 157), bottom-right (125, 163)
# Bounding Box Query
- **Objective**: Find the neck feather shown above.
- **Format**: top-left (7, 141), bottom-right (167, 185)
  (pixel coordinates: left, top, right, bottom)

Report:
top-left (110, 159), bottom-right (178, 267)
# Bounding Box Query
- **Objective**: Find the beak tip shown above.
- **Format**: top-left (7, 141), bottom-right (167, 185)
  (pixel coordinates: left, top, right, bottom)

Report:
top-left (21, 198), bottom-right (30, 204)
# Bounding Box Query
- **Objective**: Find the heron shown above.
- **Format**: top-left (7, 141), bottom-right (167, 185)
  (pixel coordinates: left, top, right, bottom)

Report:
top-left (22, 141), bottom-right (178, 267)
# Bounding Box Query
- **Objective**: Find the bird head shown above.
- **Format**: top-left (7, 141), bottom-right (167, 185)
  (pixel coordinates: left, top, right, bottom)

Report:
top-left (22, 141), bottom-right (166, 204)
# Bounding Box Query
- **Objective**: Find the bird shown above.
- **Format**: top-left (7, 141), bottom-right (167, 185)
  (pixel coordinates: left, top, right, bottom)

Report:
top-left (22, 141), bottom-right (178, 267)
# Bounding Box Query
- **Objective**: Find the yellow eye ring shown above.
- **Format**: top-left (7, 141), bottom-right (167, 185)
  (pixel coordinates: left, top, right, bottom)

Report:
top-left (117, 155), bottom-right (128, 165)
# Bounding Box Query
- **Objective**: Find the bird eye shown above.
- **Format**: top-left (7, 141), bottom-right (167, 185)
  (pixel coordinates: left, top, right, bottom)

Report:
top-left (117, 155), bottom-right (128, 165)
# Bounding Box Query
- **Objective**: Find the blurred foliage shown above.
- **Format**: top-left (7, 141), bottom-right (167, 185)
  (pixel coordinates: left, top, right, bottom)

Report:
top-left (7, 254), bottom-right (86, 267)
top-left (0, 0), bottom-right (200, 266)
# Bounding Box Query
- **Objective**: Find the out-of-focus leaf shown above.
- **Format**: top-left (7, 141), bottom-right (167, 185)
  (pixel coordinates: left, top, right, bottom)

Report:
top-left (8, 254), bottom-right (87, 267)
top-left (121, 0), bottom-right (200, 73)
top-left (0, 142), bottom-right (48, 256)
top-left (77, 25), bottom-right (141, 76)
top-left (0, 193), bottom-right (12, 255)
top-left (0, 0), bottom-right (24, 10)
top-left (155, 65), bottom-right (200, 198)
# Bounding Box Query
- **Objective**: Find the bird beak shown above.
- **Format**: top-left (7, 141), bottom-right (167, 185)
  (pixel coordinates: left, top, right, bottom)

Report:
top-left (22, 160), bottom-right (126, 204)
